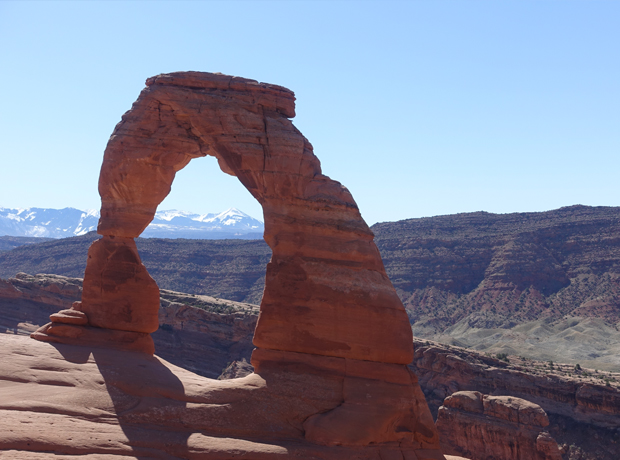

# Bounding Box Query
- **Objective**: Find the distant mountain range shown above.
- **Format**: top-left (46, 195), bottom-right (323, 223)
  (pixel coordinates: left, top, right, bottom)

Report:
top-left (0, 207), bottom-right (264, 239)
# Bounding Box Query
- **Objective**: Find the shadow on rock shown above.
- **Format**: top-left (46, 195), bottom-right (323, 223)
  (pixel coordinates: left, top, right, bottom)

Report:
top-left (54, 343), bottom-right (191, 458)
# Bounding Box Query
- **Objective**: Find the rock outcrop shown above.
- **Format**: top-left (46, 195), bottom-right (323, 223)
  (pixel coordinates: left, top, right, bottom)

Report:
top-left (411, 339), bottom-right (620, 460)
top-left (0, 272), bottom-right (82, 310)
top-left (411, 339), bottom-right (620, 428)
top-left (0, 273), bottom-right (83, 335)
top-left (0, 272), bottom-right (260, 380)
top-left (26, 71), bottom-right (442, 456)
top-left (436, 391), bottom-right (562, 460)
top-left (372, 206), bottom-right (620, 366)
top-left (155, 289), bottom-right (258, 379)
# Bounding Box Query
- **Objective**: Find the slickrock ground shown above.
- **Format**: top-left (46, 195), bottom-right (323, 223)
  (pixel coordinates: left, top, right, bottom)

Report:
top-left (436, 391), bottom-right (562, 460)
top-left (1, 334), bottom-right (439, 459)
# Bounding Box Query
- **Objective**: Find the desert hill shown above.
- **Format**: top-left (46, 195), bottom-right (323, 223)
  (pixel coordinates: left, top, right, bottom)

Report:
top-left (2, 205), bottom-right (620, 368)
top-left (0, 235), bottom-right (54, 252)
top-left (373, 204), bottom-right (620, 324)
top-left (372, 205), bottom-right (620, 370)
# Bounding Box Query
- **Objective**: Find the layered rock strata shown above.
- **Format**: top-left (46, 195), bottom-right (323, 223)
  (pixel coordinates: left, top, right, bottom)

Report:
top-left (372, 206), bottom-right (620, 361)
top-left (29, 72), bottom-right (442, 455)
top-left (411, 339), bottom-right (620, 460)
top-left (436, 391), bottom-right (562, 460)
top-left (0, 273), bottom-right (83, 335)
top-left (411, 339), bottom-right (620, 429)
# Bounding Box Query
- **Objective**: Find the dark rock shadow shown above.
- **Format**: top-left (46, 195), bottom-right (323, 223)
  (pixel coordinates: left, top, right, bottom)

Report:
top-left (50, 340), bottom-right (93, 364)
top-left (54, 343), bottom-right (191, 459)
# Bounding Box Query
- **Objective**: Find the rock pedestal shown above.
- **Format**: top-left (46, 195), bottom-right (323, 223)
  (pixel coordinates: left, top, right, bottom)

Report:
top-left (31, 71), bottom-right (443, 456)
top-left (80, 236), bottom-right (160, 333)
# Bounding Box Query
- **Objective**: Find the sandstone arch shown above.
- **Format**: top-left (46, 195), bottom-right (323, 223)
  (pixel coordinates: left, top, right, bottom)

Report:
top-left (32, 72), bottom-right (442, 453)
top-left (80, 71), bottom-right (412, 364)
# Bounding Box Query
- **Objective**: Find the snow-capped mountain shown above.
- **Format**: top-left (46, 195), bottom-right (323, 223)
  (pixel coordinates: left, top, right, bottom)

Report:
top-left (142, 208), bottom-right (264, 239)
top-left (0, 208), bottom-right (99, 238)
top-left (0, 207), bottom-right (264, 239)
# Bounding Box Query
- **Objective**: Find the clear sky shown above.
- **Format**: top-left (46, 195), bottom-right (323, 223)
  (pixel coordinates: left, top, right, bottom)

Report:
top-left (1, 1), bottom-right (618, 225)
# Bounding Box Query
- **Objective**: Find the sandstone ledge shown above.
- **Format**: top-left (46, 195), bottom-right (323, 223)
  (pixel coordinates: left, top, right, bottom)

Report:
top-left (437, 391), bottom-right (562, 460)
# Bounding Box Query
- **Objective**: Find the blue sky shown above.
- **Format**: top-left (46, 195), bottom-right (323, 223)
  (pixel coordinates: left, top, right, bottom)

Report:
top-left (1, 1), bottom-right (618, 225)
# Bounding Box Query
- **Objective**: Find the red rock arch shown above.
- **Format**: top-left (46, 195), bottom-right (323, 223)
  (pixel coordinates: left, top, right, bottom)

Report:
top-left (30, 72), bottom-right (445, 452)
top-left (73, 71), bottom-right (414, 364)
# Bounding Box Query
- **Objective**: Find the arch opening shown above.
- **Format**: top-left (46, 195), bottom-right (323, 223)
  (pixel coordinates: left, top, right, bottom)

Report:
top-left (144, 154), bottom-right (265, 240)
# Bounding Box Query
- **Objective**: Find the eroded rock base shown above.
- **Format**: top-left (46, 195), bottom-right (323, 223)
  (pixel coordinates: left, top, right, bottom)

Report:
top-left (30, 234), bottom-right (161, 354)
top-left (32, 322), bottom-right (155, 354)
top-left (252, 348), bottom-right (439, 449)
top-left (31, 305), bottom-right (155, 354)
